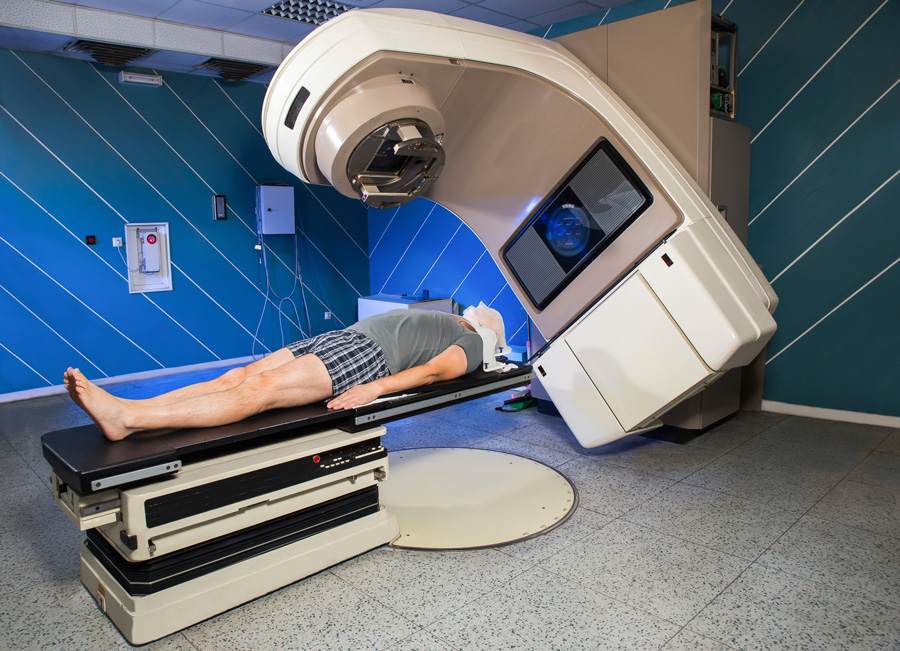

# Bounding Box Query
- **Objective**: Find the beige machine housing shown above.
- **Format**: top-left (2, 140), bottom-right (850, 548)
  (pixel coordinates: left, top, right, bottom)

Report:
top-left (262, 8), bottom-right (777, 448)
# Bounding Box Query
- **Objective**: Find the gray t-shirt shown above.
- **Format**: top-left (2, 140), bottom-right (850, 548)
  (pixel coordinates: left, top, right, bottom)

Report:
top-left (349, 309), bottom-right (483, 375)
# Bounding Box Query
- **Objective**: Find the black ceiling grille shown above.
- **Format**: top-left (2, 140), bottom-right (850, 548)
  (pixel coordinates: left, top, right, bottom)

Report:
top-left (194, 58), bottom-right (273, 83)
top-left (262, 0), bottom-right (350, 25)
top-left (65, 39), bottom-right (156, 67)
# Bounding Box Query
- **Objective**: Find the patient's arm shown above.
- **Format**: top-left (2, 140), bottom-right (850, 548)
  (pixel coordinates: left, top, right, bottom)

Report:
top-left (327, 345), bottom-right (469, 410)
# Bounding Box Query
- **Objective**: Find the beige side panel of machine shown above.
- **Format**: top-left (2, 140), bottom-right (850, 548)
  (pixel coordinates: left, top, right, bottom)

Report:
top-left (554, 0), bottom-right (712, 192)
top-left (608, 0), bottom-right (711, 192)
top-left (426, 61), bottom-right (683, 339)
top-left (563, 273), bottom-right (710, 430)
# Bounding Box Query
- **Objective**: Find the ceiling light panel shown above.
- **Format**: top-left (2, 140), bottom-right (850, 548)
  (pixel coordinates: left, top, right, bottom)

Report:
top-left (262, 0), bottom-right (350, 26)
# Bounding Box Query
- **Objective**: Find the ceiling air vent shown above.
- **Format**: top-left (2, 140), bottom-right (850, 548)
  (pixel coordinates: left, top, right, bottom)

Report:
top-left (194, 58), bottom-right (273, 83)
top-left (65, 40), bottom-right (156, 67)
top-left (262, 0), bottom-right (350, 26)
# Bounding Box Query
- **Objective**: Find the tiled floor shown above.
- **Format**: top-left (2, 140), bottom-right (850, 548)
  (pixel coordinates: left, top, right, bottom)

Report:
top-left (1, 370), bottom-right (899, 650)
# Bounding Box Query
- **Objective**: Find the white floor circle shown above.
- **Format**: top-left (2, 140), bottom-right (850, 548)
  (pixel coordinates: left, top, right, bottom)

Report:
top-left (380, 447), bottom-right (578, 550)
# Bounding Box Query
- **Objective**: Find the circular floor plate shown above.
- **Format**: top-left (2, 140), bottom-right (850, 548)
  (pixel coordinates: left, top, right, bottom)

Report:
top-left (380, 447), bottom-right (577, 550)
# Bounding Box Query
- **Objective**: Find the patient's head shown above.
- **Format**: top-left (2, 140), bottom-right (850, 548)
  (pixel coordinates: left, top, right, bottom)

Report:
top-left (462, 302), bottom-right (508, 353)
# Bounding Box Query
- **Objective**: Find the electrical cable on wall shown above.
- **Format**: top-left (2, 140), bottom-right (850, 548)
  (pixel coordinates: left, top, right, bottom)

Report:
top-left (252, 185), bottom-right (313, 359)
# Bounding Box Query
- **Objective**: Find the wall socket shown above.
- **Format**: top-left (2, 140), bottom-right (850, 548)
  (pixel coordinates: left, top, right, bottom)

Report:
top-left (324, 311), bottom-right (332, 320)
top-left (112, 237), bottom-right (123, 247)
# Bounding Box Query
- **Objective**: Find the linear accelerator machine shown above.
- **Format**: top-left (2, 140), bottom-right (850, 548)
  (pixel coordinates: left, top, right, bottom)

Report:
top-left (41, 9), bottom-right (776, 645)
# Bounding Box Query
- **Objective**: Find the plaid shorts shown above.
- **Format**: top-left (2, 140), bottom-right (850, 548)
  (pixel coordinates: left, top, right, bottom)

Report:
top-left (286, 329), bottom-right (390, 396)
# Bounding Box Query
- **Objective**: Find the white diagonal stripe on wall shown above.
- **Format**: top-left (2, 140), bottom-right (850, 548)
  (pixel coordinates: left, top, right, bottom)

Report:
top-left (371, 205), bottom-right (402, 256)
top-left (0, 168), bottom-right (222, 361)
top-left (597, 8), bottom-right (611, 26)
top-left (0, 341), bottom-right (52, 386)
top-left (300, 185), bottom-right (368, 258)
top-left (413, 223), bottom-right (463, 296)
top-left (297, 223), bottom-right (364, 298)
top-left (86, 62), bottom-right (300, 281)
top-left (156, 67), bottom-right (368, 281)
top-left (771, 168), bottom-right (900, 283)
top-left (488, 283), bottom-right (508, 307)
top-left (172, 263), bottom-right (273, 353)
top-left (160, 76), bottom-right (260, 186)
top-left (0, 101), bottom-right (302, 337)
top-left (751, 0), bottom-right (890, 144)
top-left (739, 0), bottom-right (804, 77)
top-left (379, 203), bottom-right (436, 294)
top-left (0, 283), bottom-right (108, 377)
top-left (451, 251), bottom-right (486, 298)
top-left (767, 256), bottom-right (900, 365)
top-left (719, 0), bottom-right (735, 15)
top-left (86, 62), bottom-right (257, 236)
top-left (750, 77), bottom-right (899, 226)
top-left (0, 235), bottom-right (165, 367)
top-left (215, 79), bottom-right (264, 139)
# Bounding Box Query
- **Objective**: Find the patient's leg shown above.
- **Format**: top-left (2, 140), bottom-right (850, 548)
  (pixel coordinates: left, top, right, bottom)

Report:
top-left (137, 349), bottom-right (296, 407)
top-left (67, 354), bottom-right (332, 441)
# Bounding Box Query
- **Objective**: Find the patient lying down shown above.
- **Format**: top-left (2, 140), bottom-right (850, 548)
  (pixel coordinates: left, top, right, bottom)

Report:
top-left (65, 305), bottom-right (506, 442)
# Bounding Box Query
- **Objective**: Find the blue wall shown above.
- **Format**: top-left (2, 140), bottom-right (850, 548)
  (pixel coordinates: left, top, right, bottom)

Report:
top-left (0, 50), bottom-right (369, 395)
top-left (369, 0), bottom-right (900, 418)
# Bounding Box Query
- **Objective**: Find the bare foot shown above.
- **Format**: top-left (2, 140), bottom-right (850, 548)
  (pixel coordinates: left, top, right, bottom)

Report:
top-left (68, 369), bottom-right (135, 441)
top-left (64, 367), bottom-right (86, 411)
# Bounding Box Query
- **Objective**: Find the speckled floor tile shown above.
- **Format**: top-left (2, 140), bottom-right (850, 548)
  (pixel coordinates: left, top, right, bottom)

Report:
top-left (875, 430), bottom-right (900, 455)
top-left (757, 516), bottom-right (900, 609)
top-left (682, 451), bottom-right (844, 511)
top-left (846, 452), bottom-right (900, 489)
top-left (496, 505), bottom-right (614, 563)
top-left (725, 410), bottom-right (787, 431)
top-left (809, 479), bottom-right (900, 538)
top-left (731, 416), bottom-right (889, 462)
top-left (555, 457), bottom-right (675, 516)
top-left (330, 546), bottom-right (531, 625)
top-left (103, 631), bottom-right (196, 651)
top-left (501, 413), bottom-right (583, 453)
top-left (383, 417), bottom-right (495, 450)
top-left (0, 394), bottom-right (87, 443)
top-left (386, 630), bottom-right (458, 651)
top-left (477, 433), bottom-right (578, 468)
top-left (680, 418), bottom-right (764, 454)
top-left (427, 567), bottom-right (679, 651)
top-left (622, 483), bottom-right (801, 560)
top-left (0, 580), bottom-right (123, 650)
top-left (0, 519), bottom-right (84, 599)
top-left (687, 563), bottom-right (900, 650)
top-left (540, 519), bottom-right (748, 625)
top-left (0, 450), bottom-right (46, 495)
top-left (585, 436), bottom-right (722, 481)
top-left (183, 570), bottom-right (420, 651)
top-left (435, 401), bottom-right (546, 435)
top-left (659, 629), bottom-right (734, 650)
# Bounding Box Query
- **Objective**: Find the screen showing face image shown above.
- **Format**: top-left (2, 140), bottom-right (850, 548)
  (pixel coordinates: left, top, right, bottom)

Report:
top-left (503, 140), bottom-right (652, 309)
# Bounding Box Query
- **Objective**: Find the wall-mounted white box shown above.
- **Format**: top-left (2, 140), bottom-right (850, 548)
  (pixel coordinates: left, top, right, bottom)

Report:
top-left (257, 185), bottom-right (295, 235)
top-left (125, 222), bottom-right (173, 293)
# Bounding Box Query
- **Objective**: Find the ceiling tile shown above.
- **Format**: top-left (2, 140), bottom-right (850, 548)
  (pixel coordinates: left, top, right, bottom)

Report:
top-left (74, 6), bottom-right (155, 45)
top-left (369, 0), bottom-right (469, 12)
top-left (448, 4), bottom-right (518, 27)
top-left (158, 0), bottom-right (254, 30)
top-left (478, 0), bottom-right (579, 20)
top-left (196, 0), bottom-right (274, 10)
top-left (531, 1), bottom-right (601, 26)
top-left (501, 19), bottom-right (541, 33)
top-left (71, 0), bottom-right (180, 19)
top-left (227, 13), bottom-right (312, 40)
top-left (0, 26), bottom-right (72, 52)
top-left (155, 20), bottom-right (224, 55)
